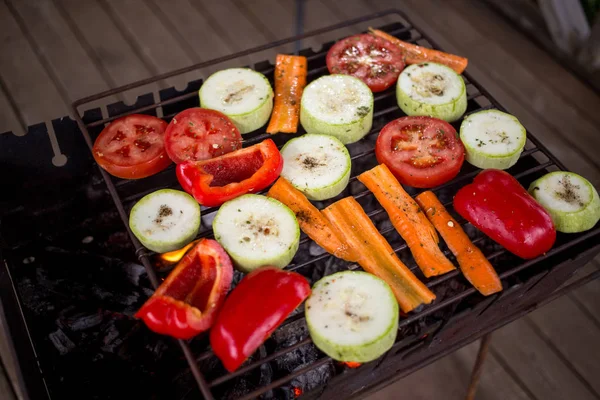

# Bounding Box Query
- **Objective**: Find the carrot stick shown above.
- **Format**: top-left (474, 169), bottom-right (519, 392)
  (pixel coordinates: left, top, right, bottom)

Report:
top-left (266, 54), bottom-right (307, 134)
top-left (369, 28), bottom-right (468, 74)
top-left (322, 197), bottom-right (435, 312)
top-left (267, 177), bottom-right (357, 262)
top-left (358, 164), bottom-right (456, 278)
top-left (415, 191), bottom-right (502, 296)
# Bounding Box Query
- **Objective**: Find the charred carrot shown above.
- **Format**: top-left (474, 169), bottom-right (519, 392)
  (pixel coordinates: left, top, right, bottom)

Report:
top-left (358, 164), bottom-right (456, 278)
top-left (415, 191), bottom-right (502, 295)
top-left (322, 197), bottom-right (435, 312)
top-left (266, 54), bottom-right (307, 134)
top-left (267, 177), bottom-right (357, 262)
top-left (369, 28), bottom-right (468, 74)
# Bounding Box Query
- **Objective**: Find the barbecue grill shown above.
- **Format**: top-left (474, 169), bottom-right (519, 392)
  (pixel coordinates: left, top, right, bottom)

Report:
top-left (1, 9), bottom-right (599, 400)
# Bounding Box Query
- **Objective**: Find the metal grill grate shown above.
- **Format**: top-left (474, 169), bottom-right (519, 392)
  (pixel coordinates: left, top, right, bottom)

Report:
top-left (71, 9), bottom-right (600, 400)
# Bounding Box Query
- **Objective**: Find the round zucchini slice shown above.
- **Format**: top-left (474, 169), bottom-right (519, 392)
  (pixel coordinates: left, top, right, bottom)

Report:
top-left (212, 194), bottom-right (300, 272)
top-left (300, 74), bottom-right (373, 144)
top-left (280, 134), bottom-right (351, 200)
top-left (129, 189), bottom-right (201, 253)
top-left (199, 68), bottom-right (273, 134)
top-left (306, 271), bottom-right (398, 363)
top-left (396, 62), bottom-right (467, 122)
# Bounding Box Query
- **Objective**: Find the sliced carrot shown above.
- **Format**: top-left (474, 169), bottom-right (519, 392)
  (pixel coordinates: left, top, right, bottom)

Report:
top-left (322, 197), bottom-right (435, 312)
top-left (358, 164), bottom-right (456, 278)
top-left (415, 191), bottom-right (502, 296)
top-left (266, 54), bottom-right (307, 134)
top-left (267, 177), bottom-right (357, 262)
top-left (369, 28), bottom-right (468, 74)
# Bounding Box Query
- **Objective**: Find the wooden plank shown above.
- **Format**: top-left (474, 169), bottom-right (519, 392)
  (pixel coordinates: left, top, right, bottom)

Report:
top-left (191, 0), bottom-right (269, 55)
top-left (490, 317), bottom-right (597, 400)
top-left (569, 275), bottom-right (600, 329)
top-left (100, 0), bottom-right (197, 91)
top-left (0, 1), bottom-right (69, 126)
top-left (55, 0), bottom-right (162, 103)
top-left (233, 0), bottom-right (293, 41)
top-left (0, 80), bottom-right (25, 136)
top-left (368, 340), bottom-right (531, 400)
top-left (527, 297), bottom-right (600, 396)
top-left (8, 0), bottom-right (111, 102)
top-left (145, 0), bottom-right (235, 63)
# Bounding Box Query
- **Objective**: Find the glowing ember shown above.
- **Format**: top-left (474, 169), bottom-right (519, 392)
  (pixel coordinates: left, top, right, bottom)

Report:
top-left (157, 239), bottom-right (200, 264)
top-left (342, 361), bottom-right (362, 368)
top-left (293, 387), bottom-right (303, 397)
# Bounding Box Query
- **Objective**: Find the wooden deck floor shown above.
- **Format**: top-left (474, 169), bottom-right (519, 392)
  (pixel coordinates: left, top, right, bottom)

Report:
top-left (1, 1), bottom-right (599, 399)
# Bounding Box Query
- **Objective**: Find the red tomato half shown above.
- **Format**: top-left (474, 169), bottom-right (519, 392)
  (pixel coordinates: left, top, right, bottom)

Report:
top-left (326, 33), bottom-right (405, 92)
top-left (375, 116), bottom-right (465, 188)
top-left (92, 114), bottom-right (171, 179)
top-left (164, 108), bottom-right (243, 164)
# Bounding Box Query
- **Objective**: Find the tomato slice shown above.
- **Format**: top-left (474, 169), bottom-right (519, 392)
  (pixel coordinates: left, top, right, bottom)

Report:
top-left (164, 108), bottom-right (243, 164)
top-left (92, 114), bottom-right (171, 179)
top-left (375, 116), bottom-right (465, 188)
top-left (326, 33), bottom-right (405, 93)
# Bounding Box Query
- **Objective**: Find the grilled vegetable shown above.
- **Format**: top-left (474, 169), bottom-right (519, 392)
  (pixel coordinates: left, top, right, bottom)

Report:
top-left (528, 171), bottom-right (600, 233)
top-left (300, 74), bottom-right (373, 144)
top-left (210, 267), bottom-right (310, 372)
top-left (266, 54), bottom-right (307, 134)
top-left (358, 164), bottom-right (456, 278)
top-left (93, 114), bottom-right (171, 179)
top-left (176, 139), bottom-right (283, 207)
top-left (199, 68), bottom-right (273, 134)
top-left (415, 191), bottom-right (502, 295)
top-left (396, 62), bottom-right (467, 122)
top-left (460, 110), bottom-right (526, 170)
top-left (129, 189), bottom-right (201, 253)
top-left (213, 194), bottom-right (300, 272)
top-left (326, 33), bottom-right (405, 92)
top-left (375, 116), bottom-right (465, 188)
top-left (164, 108), bottom-right (242, 164)
top-left (135, 239), bottom-right (233, 339)
top-left (454, 169), bottom-right (556, 259)
top-left (267, 177), bottom-right (358, 262)
top-left (369, 28), bottom-right (468, 74)
top-left (280, 134), bottom-right (351, 200)
top-left (306, 271), bottom-right (398, 362)
top-left (322, 197), bottom-right (436, 313)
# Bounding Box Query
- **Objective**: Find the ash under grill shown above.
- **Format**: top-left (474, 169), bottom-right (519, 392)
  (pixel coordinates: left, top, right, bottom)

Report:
top-left (1, 9), bottom-right (598, 400)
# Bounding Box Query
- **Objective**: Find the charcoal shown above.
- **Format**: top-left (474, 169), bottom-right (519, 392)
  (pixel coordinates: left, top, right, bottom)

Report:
top-left (49, 329), bottom-right (76, 355)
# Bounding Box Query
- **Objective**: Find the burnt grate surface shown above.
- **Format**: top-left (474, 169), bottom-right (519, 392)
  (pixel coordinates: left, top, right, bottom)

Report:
top-left (3, 9), bottom-right (596, 400)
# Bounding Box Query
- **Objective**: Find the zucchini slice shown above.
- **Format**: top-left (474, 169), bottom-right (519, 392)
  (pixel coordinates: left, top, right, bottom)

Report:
top-left (129, 189), bottom-right (201, 253)
top-left (280, 134), bottom-right (351, 200)
top-left (396, 62), bottom-right (467, 122)
top-left (306, 271), bottom-right (398, 363)
top-left (212, 194), bottom-right (300, 272)
top-left (199, 68), bottom-right (273, 134)
top-left (300, 74), bottom-right (373, 144)
top-left (528, 171), bottom-right (600, 233)
top-left (459, 109), bottom-right (527, 170)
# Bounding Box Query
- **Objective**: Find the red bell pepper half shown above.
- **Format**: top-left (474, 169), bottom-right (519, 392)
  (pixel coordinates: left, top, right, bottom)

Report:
top-left (176, 138), bottom-right (283, 207)
top-left (454, 169), bottom-right (556, 259)
top-left (210, 266), bottom-right (311, 372)
top-left (135, 239), bottom-right (233, 340)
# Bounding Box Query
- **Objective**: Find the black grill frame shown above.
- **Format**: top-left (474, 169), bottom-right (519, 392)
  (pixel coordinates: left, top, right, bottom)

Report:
top-left (70, 9), bottom-right (600, 400)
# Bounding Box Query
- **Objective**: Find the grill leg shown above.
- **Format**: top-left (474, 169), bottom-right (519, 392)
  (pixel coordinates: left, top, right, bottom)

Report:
top-left (465, 333), bottom-right (492, 400)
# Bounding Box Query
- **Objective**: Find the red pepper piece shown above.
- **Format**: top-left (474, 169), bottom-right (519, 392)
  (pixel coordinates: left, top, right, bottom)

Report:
top-left (176, 139), bottom-right (283, 207)
top-left (210, 267), bottom-right (311, 372)
top-left (135, 239), bottom-right (233, 339)
top-left (454, 169), bottom-right (556, 259)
